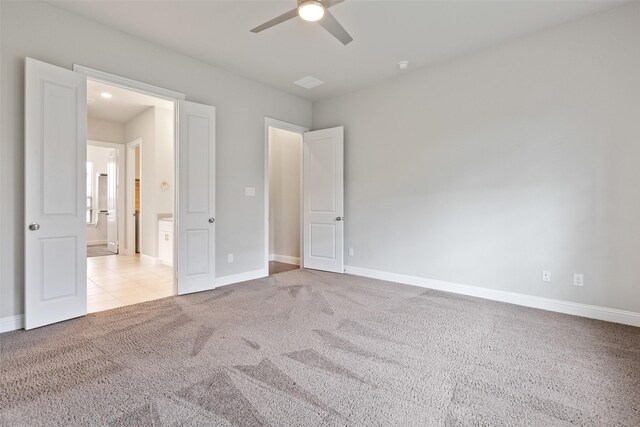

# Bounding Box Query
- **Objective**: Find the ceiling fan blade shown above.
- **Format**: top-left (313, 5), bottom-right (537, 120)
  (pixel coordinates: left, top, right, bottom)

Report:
top-left (319, 10), bottom-right (353, 45)
top-left (250, 8), bottom-right (299, 33)
top-left (325, 0), bottom-right (346, 8)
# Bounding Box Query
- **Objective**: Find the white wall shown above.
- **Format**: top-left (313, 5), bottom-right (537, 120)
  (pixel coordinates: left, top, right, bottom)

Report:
top-left (0, 1), bottom-right (311, 318)
top-left (269, 127), bottom-right (302, 261)
top-left (313, 3), bottom-right (640, 313)
top-left (88, 117), bottom-right (125, 144)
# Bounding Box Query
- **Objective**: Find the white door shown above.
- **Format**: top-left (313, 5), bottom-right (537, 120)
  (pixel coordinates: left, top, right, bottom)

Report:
top-left (303, 126), bottom-right (344, 273)
top-left (25, 58), bottom-right (87, 330)
top-left (106, 150), bottom-right (118, 253)
top-left (177, 100), bottom-right (216, 294)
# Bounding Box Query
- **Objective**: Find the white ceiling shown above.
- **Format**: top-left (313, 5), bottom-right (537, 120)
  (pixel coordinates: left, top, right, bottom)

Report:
top-left (88, 80), bottom-right (174, 123)
top-left (50, 0), bottom-right (623, 102)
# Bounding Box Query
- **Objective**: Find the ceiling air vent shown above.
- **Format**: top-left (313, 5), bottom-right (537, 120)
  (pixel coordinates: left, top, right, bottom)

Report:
top-left (294, 75), bottom-right (324, 89)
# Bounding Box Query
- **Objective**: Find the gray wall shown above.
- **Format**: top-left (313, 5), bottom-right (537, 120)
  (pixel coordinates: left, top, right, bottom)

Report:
top-left (313, 3), bottom-right (640, 313)
top-left (0, 1), bottom-right (312, 318)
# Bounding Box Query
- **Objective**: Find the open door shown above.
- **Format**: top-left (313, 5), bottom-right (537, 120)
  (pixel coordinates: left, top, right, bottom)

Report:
top-left (24, 58), bottom-right (87, 329)
top-left (303, 126), bottom-right (344, 273)
top-left (177, 100), bottom-right (216, 294)
top-left (106, 150), bottom-right (118, 253)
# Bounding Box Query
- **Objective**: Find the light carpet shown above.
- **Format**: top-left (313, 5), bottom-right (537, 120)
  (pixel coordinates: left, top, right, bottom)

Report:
top-left (1, 268), bottom-right (639, 426)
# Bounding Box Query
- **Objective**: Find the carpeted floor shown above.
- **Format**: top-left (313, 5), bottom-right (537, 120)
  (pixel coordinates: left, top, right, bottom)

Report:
top-left (269, 261), bottom-right (299, 275)
top-left (1, 269), bottom-right (639, 426)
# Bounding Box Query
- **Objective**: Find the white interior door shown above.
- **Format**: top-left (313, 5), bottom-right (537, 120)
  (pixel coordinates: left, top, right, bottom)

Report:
top-left (303, 126), bottom-right (344, 273)
top-left (25, 58), bottom-right (87, 330)
top-left (106, 150), bottom-right (118, 253)
top-left (177, 100), bottom-right (216, 294)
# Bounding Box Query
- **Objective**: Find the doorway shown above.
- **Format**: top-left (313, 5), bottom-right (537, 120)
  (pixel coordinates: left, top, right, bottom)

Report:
top-left (24, 58), bottom-right (218, 329)
top-left (85, 80), bottom-right (176, 313)
top-left (265, 119), bottom-right (307, 275)
top-left (86, 141), bottom-right (123, 257)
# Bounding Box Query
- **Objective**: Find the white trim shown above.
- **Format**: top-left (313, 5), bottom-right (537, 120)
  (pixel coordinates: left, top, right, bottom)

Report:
top-left (214, 269), bottom-right (267, 288)
top-left (345, 265), bottom-right (640, 327)
top-left (1, 315), bottom-right (24, 333)
top-left (270, 254), bottom-right (301, 266)
top-left (264, 117), bottom-right (308, 275)
top-left (73, 65), bottom-right (185, 101)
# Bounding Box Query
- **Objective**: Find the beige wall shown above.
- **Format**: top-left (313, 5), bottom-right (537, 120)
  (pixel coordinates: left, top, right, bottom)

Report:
top-left (154, 107), bottom-right (174, 218)
top-left (124, 107), bottom-right (156, 258)
top-left (313, 3), bottom-right (640, 313)
top-left (88, 117), bottom-right (125, 144)
top-left (268, 128), bottom-right (302, 261)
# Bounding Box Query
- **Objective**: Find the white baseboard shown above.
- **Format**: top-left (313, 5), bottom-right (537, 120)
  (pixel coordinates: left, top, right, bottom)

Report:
top-left (345, 265), bottom-right (640, 328)
top-left (0, 314), bottom-right (24, 333)
top-left (269, 254), bottom-right (300, 266)
top-left (140, 254), bottom-right (160, 265)
top-left (215, 269), bottom-right (267, 288)
top-left (87, 240), bottom-right (107, 246)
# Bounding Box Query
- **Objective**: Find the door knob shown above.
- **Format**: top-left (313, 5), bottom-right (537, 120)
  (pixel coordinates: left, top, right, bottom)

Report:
top-left (209, 218), bottom-right (215, 223)
top-left (336, 216), bottom-right (344, 221)
top-left (28, 223), bottom-right (40, 231)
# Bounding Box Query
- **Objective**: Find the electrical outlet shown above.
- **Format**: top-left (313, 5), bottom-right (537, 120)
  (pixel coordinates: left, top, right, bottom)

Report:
top-left (227, 253), bottom-right (234, 263)
top-left (245, 187), bottom-right (256, 197)
top-left (348, 247), bottom-right (354, 257)
top-left (542, 270), bottom-right (551, 283)
top-left (574, 273), bottom-right (584, 287)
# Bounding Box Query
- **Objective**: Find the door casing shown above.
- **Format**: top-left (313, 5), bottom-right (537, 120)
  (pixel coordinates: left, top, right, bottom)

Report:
top-left (74, 66), bottom-right (185, 294)
top-left (263, 118), bottom-right (309, 275)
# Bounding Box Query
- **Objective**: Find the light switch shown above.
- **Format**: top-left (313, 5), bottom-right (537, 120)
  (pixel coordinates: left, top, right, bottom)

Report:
top-left (245, 187), bottom-right (256, 197)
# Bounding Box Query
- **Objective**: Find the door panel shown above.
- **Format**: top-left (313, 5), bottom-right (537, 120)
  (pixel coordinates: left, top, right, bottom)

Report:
top-left (178, 100), bottom-right (216, 294)
top-left (25, 58), bottom-right (87, 329)
top-left (303, 126), bottom-right (344, 273)
top-left (107, 150), bottom-right (118, 253)
top-left (41, 237), bottom-right (78, 300)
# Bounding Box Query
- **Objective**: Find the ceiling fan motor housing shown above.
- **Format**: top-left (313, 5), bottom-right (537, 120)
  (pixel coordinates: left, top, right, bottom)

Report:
top-left (298, 0), bottom-right (325, 6)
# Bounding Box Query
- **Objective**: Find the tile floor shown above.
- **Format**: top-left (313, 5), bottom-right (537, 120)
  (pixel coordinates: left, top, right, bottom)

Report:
top-left (87, 254), bottom-right (174, 313)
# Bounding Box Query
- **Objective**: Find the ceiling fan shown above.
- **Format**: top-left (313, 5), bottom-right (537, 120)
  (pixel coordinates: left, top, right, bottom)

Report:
top-left (250, 0), bottom-right (353, 45)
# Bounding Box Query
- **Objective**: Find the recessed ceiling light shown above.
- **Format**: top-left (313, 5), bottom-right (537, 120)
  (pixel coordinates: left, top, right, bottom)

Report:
top-left (298, 0), bottom-right (325, 22)
top-left (100, 92), bottom-right (113, 99)
top-left (397, 61), bottom-right (410, 70)
top-left (294, 75), bottom-right (325, 90)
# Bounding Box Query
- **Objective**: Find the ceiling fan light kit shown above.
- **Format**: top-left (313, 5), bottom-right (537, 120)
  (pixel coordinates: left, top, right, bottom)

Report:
top-left (298, 0), bottom-right (325, 22)
top-left (250, 0), bottom-right (353, 45)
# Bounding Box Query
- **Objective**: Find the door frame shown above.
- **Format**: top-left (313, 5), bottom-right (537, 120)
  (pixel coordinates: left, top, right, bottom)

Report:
top-left (125, 138), bottom-right (142, 256)
top-left (74, 65), bottom-right (185, 293)
top-left (86, 140), bottom-right (125, 251)
top-left (263, 117), bottom-right (308, 274)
